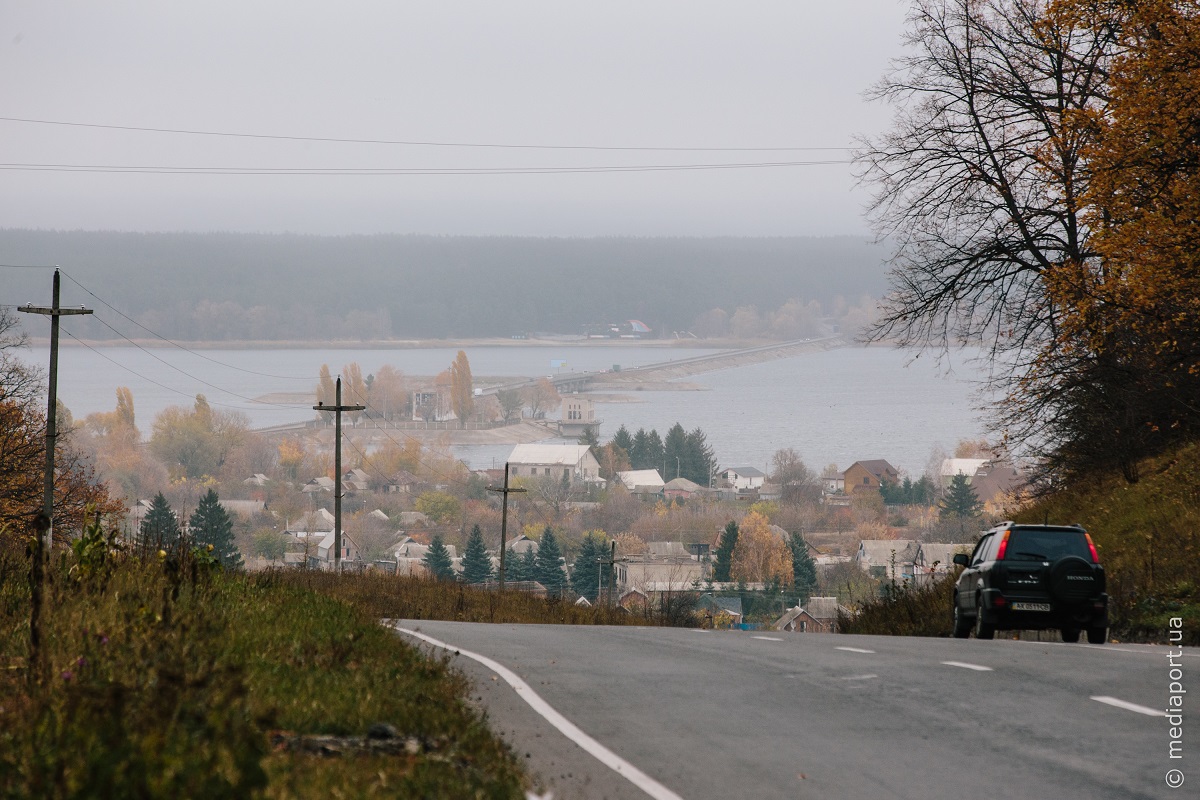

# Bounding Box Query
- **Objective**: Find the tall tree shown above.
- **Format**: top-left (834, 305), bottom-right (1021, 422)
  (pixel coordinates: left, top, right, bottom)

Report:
top-left (1036, 0), bottom-right (1200, 480)
top-left (663, 423), bottom-right (688, 480)
top-left (611, 425), bottom-right (634, 456)
top-left (367, 364), bottom-right (407, 420)
top-left (449, 350), bottom-right (474, 427)
top-left (505, 546), bottom-right (538, 583)
top-left (571, 532), bottom-right (610, 601)
top-left (534, 527), bottom-right (567, 596)
top-left (422, 533), bottom-right (456, 581)
top-left (788, 531), bottom-right (818, 602)
top-left (496, 388), bottom-right (524, 422)
top-left (149, 394), bottom-right (250, 481)
top-left (713, 520), bottom-right (739, 582)
top-left (684, 427), bottom-right (717, 486)
top-left (731, 511), bottom-right (793, 585)
top-left (139, 492), bottom-right (181, 550)
top-left (857, 0), bottom-right (1118, 477)
top-left (939, 474), bottom-right (983, 520)
top-left (189, 488), bottom-right (243, 569)
top-left (460, 524), bottom-right (494, 584)
top-left (523, 378), bottom-right (559, 419)
top-left (343, 362), bottom-right (368, 425)
top-left (316, 364), bottom-right (336, 410)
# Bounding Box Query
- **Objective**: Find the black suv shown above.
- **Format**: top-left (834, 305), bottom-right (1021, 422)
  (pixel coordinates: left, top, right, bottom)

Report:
top-left (952, 523), bottom-right (1107, 644)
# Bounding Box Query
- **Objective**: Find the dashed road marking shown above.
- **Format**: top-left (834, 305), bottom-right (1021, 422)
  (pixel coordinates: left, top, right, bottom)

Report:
top-left (391, 625), bottom-right (685, 800)
top-left (941, 661), bottom-right (993, 671)
top-left (841, 674), bottom-right (879, 680)
top-left (1091, 696), bottom-right (1165, 717)
top-left (752, 636), bottom-right (783, 641)
top-left (836, 646), bottom-right (876, 654)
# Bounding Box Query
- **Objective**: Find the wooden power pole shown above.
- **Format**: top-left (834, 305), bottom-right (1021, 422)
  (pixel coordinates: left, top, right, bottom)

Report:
top-left (314, 377), bottom-right (363, 572)
top-left (487, 462), bottom-right (526, 590)
top-left (18, 268), bottom-right (92, 551)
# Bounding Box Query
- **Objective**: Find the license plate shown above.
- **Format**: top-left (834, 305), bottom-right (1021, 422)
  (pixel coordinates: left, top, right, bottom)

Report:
top-left (1012, 602), bottom-right (1051, 612)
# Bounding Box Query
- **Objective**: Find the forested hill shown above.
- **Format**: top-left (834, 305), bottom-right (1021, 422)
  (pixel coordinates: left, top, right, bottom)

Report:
top-left (0, 230), bottom-right (889, 340)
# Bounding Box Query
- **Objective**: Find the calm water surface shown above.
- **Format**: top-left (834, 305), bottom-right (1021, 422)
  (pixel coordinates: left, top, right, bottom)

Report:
top-left (27, 343), bottom-right (991, 477)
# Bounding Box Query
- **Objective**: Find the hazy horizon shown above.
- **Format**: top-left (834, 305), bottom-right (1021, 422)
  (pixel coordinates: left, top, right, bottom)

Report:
top-left (1, 1), bottom-right (911, 238)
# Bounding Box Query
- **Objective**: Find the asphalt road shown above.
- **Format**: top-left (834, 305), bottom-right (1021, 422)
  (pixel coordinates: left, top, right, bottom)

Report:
top-left (390, 621), bottom-right (1196, 800)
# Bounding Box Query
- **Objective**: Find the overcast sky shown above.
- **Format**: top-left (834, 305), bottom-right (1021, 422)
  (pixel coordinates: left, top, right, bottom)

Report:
top-left (1, 1), bottom-right (911, 237)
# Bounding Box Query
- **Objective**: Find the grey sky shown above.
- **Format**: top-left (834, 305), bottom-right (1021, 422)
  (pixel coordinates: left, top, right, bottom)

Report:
top-left (1, 1), bottom-right (911, 237)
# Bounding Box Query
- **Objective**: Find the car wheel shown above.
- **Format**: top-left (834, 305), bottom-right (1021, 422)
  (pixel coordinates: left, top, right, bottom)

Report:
top-left (1060, 627), bottom-right (1081, 643)
top-left (1087, 626), bottom-right (1107, 645)
top-left (952, 600), bottom-right (971, 639)
top-left (974, 603), bottom-right (995, 640)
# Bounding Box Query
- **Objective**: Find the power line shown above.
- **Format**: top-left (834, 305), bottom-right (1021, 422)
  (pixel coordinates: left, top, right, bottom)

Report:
top-left (81, 314), bottom-right (312, 410)
top-left (0, 115), bottom-right (850, 153)
top-left (0, 159), bottom-right (851, 176)
top-left (60, 271), bottom-right (313, 381)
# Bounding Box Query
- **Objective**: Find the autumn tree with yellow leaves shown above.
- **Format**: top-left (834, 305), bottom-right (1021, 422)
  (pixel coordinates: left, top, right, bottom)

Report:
top-left (730, 511), bottom-right (793, 586)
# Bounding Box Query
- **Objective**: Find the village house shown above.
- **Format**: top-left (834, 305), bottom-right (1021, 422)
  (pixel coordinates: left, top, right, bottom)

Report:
top-left (616, 468), bottom-right (665, 497)
top-left (855, 539), bottom-right (918, 582)
top-left (775, 597), bottom-right (849, 633)
top-left (719, 467), bottom-right (766, 491)
top-left (663, 477), bottom-right (704, 501)
top-left (843, 460), bottom-right (900, 494)
top-left (506, 443), bottom-right (602, 484)
top-left (914, 543), bottom-right (973, 584)
top-left (614, 548), bottom-right (704, 599)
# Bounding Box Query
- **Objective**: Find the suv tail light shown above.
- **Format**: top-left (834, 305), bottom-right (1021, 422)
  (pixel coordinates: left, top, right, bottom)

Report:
top-left (996, 530), bottom-right (1011, 560)
top-left (1085, 533), bottom-right (1099, 563)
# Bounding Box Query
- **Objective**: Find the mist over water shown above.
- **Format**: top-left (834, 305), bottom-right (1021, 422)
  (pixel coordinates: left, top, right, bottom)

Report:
top-left (35, 343), bottom-right (990, 479)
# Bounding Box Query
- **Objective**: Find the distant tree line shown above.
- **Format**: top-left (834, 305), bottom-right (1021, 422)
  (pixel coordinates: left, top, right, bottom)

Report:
top-left (1, 231), bottom-right (887, 340)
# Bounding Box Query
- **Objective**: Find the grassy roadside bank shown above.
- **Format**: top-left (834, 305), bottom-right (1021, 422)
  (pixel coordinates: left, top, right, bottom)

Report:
top-left (0, 540), bottom-right (537, 798)
top-left (840, 442), bottom-right (1200, 645)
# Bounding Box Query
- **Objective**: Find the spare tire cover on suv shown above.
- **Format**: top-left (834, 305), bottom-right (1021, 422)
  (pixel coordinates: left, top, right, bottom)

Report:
top-left (1047, 555), bottom-right (1099, 605)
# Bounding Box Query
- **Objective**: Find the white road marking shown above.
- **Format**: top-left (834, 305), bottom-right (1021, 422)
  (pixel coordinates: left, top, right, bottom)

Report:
top-left (752, 636), bottom-right (783, 641)
top-left (941, 661), bottom-right (994, 671)
top-left (1091, 696), bottom-right (1166, 717)
top-left (391, 625), bottom-right (685, 800)
top-left (836, 646), bottom-right (876, 654)
top-left (842, 674), bottom-right (879, 680)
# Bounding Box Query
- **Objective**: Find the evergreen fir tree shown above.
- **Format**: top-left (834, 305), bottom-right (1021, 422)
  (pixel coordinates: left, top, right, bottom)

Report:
top-left (684, 427), bottom-right (716, 486)
top-left (940, 474), bottom-right (984, 519)
top-left (571, 533), bottom-right (604, 601)
top-left (189, 488), bottom-right (243, 570)
top-left (460, 524), bottom-right (494, 584)
top-left (535, 527), bottom-right (567, 596)
top-left (505, 546), bottom-right (538, 582)
top-left (139, 492), bottom-right (180, 551)
top-left (422, 533), bottom-right (457, 581)
top-left (611, 425), bottom-right (633, 456)
top-left (788, 531), bottom-right (817, 603)
top-left (577, 426), bottom-right (599, 447)
top-left (713, 520), bottom-right (739, 582)
top-left (664, 423), bottom-right (688, 480)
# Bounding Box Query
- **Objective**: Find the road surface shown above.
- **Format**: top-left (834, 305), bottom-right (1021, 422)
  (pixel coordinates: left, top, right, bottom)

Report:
top-left (390, 621), bottom-right (1194, 800)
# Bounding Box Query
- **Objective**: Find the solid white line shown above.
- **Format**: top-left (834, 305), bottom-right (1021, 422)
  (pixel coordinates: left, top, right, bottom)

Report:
top-left (391, 625), bottom-right (685, 800)
top-left (752, 636), bottom-right (783, 641)
top-left (941, 661), bottom-right (993, 672)
top-left (836, 646), bottom-right (876, 654)
top-left (1091, 696), bottom-right (1166, 717)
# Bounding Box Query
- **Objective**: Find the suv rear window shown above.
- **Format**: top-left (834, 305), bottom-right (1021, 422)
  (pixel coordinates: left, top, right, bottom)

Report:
top-left (1003, 529), bottom-right (1093, 562)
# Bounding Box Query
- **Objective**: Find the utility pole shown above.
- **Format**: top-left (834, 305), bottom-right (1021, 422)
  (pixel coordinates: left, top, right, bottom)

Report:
top-left (314, 377), bottom-right (363, 572)
top-left (19, 268), bottom-right (92, 552)
top-left (487, 462), bottom-right (526, 591)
